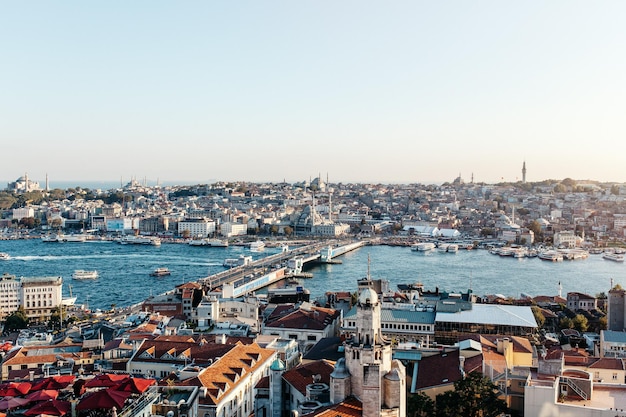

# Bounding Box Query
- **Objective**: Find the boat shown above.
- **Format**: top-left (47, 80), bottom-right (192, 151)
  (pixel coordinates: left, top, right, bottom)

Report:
top-left (411, 242), bottom-right (436, 252)
top-left (0, 252), bottom-right (10, 260)
top-left (120, 235), bottom-right (161, 246)
top-left (437, 243), bottom-right (458, 253)
top-left (61, 285), bottom-right (77, 306)
top-left (603, 252), bottom-right (625, 262)
top-left (60, 234), bottom-right (87, 243)
top-left (150, 267), bottom-right (171, 277)
top-left (249, 240), bottom-right (265, 251)
top-left (189, 238), bottom-right (229, 247)
top-left (538, 250), bottom-right (563, 262)
top-left (41, 234), bottom-right (60, 242)
top-left (207, 239), bottom-right (229, 247)
top-left (267, 284), bottom-right (310, 304)
top-left (72, 270), bottom-right (99, 280)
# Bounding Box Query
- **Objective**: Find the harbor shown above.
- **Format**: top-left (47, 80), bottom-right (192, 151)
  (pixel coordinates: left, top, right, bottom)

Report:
top-left (0, 238), bottom-right (622, 311)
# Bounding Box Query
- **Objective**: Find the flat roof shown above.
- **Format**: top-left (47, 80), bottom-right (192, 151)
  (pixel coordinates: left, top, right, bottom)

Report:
top-left (435, 304), bottom-right (537, 328)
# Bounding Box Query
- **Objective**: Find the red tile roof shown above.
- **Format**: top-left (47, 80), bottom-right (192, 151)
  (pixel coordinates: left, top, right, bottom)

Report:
top-left (282, 360), bottom-right (335, 396)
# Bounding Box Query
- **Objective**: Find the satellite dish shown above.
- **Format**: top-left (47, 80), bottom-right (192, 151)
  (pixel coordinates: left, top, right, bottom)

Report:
top-left (167, 411), bottom-right (175, 417)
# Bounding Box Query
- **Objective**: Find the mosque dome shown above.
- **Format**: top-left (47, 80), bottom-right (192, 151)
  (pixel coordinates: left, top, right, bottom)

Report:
top-left (270, 358), bottom-right (285, 371)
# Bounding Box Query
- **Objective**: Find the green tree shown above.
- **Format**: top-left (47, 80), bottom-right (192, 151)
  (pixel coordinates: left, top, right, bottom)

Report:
top-left (270, 225), bottom-right (279, 236)
top-left (407, 392), bottom-right (435, 417)
top-left (283, 226), bottom-right (293, 237)
top-left (598, 316), bottom-right (608, 331)
top-left (572, 314), bottom-right (589, 332)
top-left (531, 306), bottom-right (546, 328)
top-left (559, 317), bottom-right (574, 330)
top-left (553, 183), bottom-right (567, 193)
top-left (4, 306), bottom-right (29, 331)
top-left (435, 372), bottom-right (507, 417)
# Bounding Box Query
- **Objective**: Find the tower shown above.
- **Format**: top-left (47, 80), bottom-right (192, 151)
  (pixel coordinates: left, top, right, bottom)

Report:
top-left (334, 263), bottom-right (405, 417)
top-left (269, 358), bottom-right (285, 417)
top-left (522, 161), bottom-right (527, 184)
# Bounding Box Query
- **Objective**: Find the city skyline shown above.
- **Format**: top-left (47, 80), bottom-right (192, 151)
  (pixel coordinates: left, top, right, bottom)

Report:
top-left (2, 1), bottom-right (625, 185)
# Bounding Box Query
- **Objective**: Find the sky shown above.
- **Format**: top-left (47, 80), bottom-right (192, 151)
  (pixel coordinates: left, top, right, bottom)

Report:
top-left (1, 1), bottom-right (625, 187)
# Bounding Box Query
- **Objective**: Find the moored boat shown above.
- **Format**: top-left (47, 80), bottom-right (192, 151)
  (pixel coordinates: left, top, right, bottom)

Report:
top-left (411, 242), bottom-right (436, 252)
top-left (538, 250), bottom-right (563, 262)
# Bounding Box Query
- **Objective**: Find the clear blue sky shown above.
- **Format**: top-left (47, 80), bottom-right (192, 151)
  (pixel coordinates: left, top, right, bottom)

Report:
top-left (1, 1), bottom-right (625, 186)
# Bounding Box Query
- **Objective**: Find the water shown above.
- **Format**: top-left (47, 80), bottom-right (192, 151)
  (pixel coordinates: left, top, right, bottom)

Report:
top-left (0, 240), bottom-right (623, 310)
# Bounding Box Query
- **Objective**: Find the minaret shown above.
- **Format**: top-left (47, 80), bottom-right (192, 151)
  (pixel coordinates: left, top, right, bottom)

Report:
top-left (269, 358), bottom-right (284, 417)
top-left (45, 173), bottom-right (49, 192)
top-left (522, 161), bottom-right (527, 183)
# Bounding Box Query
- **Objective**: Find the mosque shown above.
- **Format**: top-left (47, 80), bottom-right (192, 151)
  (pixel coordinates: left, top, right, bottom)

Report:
top-left (6, 173), bottom-right (44, 193)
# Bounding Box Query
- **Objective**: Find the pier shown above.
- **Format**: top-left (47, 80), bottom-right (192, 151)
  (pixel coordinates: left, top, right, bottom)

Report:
top-left (198, 239), bottom-right (368, 297)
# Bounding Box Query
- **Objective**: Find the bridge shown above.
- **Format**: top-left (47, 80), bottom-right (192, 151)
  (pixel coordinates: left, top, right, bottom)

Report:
top-left (197, 239), bottom-right (368, 297)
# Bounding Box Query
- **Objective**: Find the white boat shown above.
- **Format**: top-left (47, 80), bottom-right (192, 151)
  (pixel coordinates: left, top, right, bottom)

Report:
top-left (72, 270), bottom-right (99, 280)
top-left (438, 243), bottom-right (458, 253)
top-left (249, 240), bottom-right (265, 251)
top-left (411, 242), bottom-right (436, 252)
top-left (62, 285), bottom-right (77, 306)
top-left (150, 267), bottom-right (171, 277)
top-left (120, 235), bottom-right (161, 246)
top-left (189, 238), bottom-right (229, 247)
top-left (0, 252), bottom-right (10, 260)
top-left (41, 234), bottom-right (60, 242)
top-left (207, 239), bottom-right (229, 247)
top-left (603, 252), bottom-right (625, 262)
top-left (538, 250), bottom-right (563, 262)
top-left (60, 234), bottom-right (87, 243)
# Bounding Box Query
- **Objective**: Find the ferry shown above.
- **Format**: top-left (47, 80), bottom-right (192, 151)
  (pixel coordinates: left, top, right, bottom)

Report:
top-left (72, 270), bottom-right (99, 280)
top-left (410, 242), bottom-right (436, 252)
top-left (603, 252), bottom-right (625, 262)
top-left (150, 267), bottom-right (171, 277)
top-left (249, 240), bottom-right (265, 252)
top-left (438, 243), bottom-right (459, 253)
top-left (189, 238), bottom-right (229, 247)
top-left (538, 250), bottom-right (563, 262)
top-left (120, 235), bottom-right (161, 246)
top-left (60, 234), bottom-right (88, 243)
top-left (0, 252), bottom-right (10, 260)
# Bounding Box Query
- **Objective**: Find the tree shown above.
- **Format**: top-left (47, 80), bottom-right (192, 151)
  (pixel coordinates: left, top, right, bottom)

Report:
top-left (407, 392), bottom-right (435, 417)
top-left (559, 316), bottom-right (574, 330)
top-left (4, 306), bottom-right (29, 331)
top-left (435, 372), bottom-right (507, 417)
top-left (270, 225), bottom-right (279, 236)
top-left (283, 226), bottom-right (293, 237)
top-left (531, 306), bottom-right (546, 328)
top-left (598, 316), bottom-right (608, 331)
top-left (572, 314), bottom-right (589, 332)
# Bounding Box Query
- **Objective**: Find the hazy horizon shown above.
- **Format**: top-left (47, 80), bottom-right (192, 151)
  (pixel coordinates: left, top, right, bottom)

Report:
top-left (2, 2), bottom-right (625, 184)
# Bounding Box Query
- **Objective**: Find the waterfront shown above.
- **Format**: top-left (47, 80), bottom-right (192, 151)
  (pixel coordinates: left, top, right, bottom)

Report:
top-left (0, 239), bottom-right (623, 310)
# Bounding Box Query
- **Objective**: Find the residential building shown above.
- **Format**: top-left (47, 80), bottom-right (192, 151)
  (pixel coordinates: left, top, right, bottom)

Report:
top-left (20, 276), bottom-right (63, 322)
top-left (262, 304), bottom-right (341, 353)
top-left (567, 292), bottom-right (598, 312)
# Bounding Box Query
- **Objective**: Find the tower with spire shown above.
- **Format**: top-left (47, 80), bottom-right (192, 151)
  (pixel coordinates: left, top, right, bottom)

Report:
top-left (522, 161), bottom-right (527, 184)
top-left (330, 257), bottom-right (406, 417)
